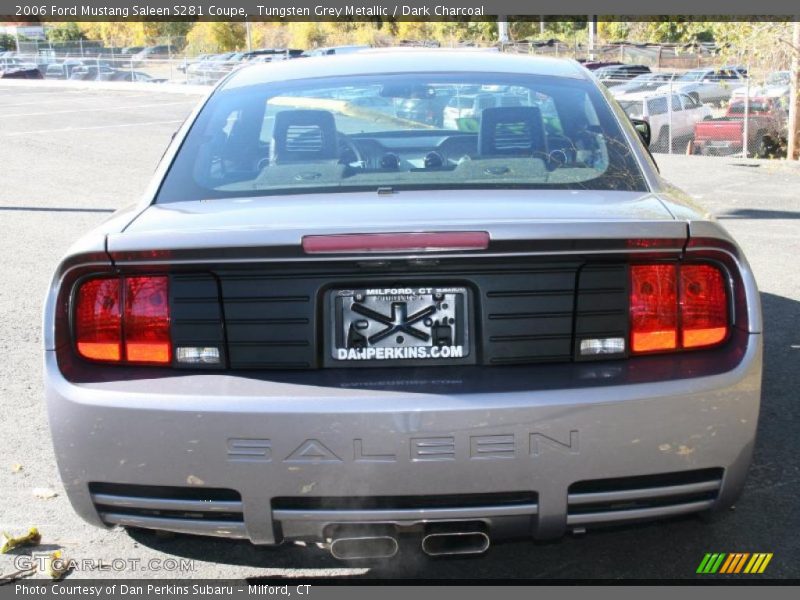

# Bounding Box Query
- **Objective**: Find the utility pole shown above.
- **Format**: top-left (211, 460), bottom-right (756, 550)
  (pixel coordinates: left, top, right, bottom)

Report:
top-left (245, 20), bottom-right (253, 53)
top-left (497, 18), bottom-right (509, 44)
top-left (788, 21), bottom-right (800, 161)
top-left (587, 16), bottom-right (597, 60)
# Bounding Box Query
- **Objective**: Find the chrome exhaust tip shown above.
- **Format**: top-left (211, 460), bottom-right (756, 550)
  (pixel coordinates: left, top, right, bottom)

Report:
top-left (329, 535), bottom-right (399, 560)
top-left (421, 528), bottom-right (490, 557)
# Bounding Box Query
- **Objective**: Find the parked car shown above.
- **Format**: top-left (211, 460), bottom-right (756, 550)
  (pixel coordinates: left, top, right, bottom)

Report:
top-left (96, 69), bottom-right (160, 83)
top-left (731, 70), bottom-right (790, 101)
top-left (610, 72), bottom-right (677, 98)
top-left (394, 84), bottom-right (454, 126)
top-left (0, 65), bottom-right (42, 79)
top-left (0, 57), bottom-right (37, 72)
top-left (44, 52), bottom-right (762, 561)
top-left (243, 48), bottom-right (304, 63)
top-left (131, 45), bottom-right (171, 66)
top-left (302, 45), bottom-right (370, 57)
top-left (594, 64), bottom-right (651, 87)
top-left (692, 96), bottom-right (787, 157)
top-left (618, 91), bottom-right (712, 151)
top-left (579, 60), bottom-right (623, 71)
top-left (186, 52), bottom-right (240, 84)
top-left (0, 56), bottom-right (42, 79)
top-left (177, 54), bottom-right (211, 73)
top-left (659, 67), bottom-right (745, 105)
top-left (44, 60), bottom-right (85, 80)
top-left (442, 93), bottom-right (525, 130)
top-left (68, 65), bottom-right (116, 81)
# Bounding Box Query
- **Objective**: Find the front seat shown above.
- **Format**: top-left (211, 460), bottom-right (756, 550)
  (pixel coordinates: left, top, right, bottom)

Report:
top-left (270, 109), bottom-right (339, 164)
top-left (477, 106), bottom-right (547, 157)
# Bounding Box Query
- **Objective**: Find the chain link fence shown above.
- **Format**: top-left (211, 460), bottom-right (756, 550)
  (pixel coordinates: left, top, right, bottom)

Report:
top-left (604, 69), bottom-right (790, 158)
top-left (1, 39), bottom-right (792, 159)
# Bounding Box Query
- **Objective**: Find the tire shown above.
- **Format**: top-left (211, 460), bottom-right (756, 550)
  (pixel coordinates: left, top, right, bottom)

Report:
top-left (754, 132), bottom-right (768, 158)
top-left (762, 136), bottom-right (780, 158)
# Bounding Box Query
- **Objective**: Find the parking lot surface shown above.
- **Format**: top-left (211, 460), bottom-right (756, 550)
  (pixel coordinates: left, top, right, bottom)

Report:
top-left (1, 84), bottom-right (798, 580)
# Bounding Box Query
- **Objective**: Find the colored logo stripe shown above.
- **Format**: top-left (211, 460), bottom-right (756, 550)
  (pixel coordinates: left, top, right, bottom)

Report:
top-left (697, 553), bottom-right (726, 573)
top-left (698, 553), bottom-right (773, 574)
top-left (720, 553), bottom-right (749, 573)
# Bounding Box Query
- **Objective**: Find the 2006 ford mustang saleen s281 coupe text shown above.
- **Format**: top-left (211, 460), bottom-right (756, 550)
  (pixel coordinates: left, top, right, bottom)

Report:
top-left (43, 51), bottom-right (761, 560)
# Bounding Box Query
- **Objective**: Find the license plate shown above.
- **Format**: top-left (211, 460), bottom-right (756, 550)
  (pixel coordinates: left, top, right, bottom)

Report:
top-left (707, 140), bottom-right (732, 147)
top-left (326, 286), bottom-right (471, 367)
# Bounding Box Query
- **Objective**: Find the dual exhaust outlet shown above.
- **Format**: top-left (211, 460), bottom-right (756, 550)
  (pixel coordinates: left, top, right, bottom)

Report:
top-left (329, 523), bottom-right (490, 560)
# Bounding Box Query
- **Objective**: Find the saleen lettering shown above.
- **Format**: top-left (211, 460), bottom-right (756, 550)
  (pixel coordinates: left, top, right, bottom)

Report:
top-left (227, 431), bottom-right (580, 464)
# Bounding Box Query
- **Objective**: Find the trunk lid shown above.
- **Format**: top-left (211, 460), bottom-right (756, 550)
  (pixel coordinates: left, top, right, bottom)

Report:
top-left (110, 190), bottom-right (682, 258)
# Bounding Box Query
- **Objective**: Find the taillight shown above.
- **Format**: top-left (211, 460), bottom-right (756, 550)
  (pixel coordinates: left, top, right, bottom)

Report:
top-left (680, 265), bottom-right (728, 348)
top-left (124, 277), bottom-right (171, 363)
top-left (74, 275), bottom-right (170, 365)
top-left (630, 265), bottom-right (677, 352)
top-left (630, 263), bottom-right (728, 354)
top-left (75, 278), bottom-right (122, 361)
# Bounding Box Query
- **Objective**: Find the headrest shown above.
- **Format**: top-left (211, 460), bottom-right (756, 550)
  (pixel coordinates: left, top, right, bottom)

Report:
top-left (478, 106), bottom-right (546, 157)
top-left (271, 109), bottom-right (338, 164)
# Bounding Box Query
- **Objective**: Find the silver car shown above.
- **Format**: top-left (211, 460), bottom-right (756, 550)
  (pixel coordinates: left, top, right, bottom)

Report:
top-left (43, 52), bottom-right (761, 561)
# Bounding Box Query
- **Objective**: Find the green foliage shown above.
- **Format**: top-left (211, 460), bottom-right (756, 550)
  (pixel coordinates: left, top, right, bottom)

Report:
top-left (0, 33), bottom-right (15, 51)
top-left (185, 22), bottom-right (246, 54)
top-left (45, 23), bottom-right (85, 42)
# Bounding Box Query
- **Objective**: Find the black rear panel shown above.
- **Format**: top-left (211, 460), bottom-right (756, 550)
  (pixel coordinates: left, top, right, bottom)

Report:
top-left (168, 259), bottom-right (631, 370)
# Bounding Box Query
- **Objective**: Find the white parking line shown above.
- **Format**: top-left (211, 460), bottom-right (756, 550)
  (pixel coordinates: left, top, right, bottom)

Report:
top-left (2, 119), bottom-right (185, 136)
top-left (0, 100), bottom-right (198, 118)
top-left (0, 93), bottom-right (155, 108)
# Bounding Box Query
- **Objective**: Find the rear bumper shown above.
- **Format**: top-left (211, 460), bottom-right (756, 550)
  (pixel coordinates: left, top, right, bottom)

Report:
top-left (695, 139), bottom-right (743, 155)
top-left (44, 333), bottom-right (762, 545)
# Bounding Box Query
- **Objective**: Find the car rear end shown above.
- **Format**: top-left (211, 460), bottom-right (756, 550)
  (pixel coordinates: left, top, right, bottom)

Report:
top-left (694, 119), bottom-right (745, 155)
top-left (43, 54), bottom-right (762, 558)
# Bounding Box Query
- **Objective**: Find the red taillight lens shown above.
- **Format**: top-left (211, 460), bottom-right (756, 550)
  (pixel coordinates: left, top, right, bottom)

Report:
top-left (75, 278), bottom-right (122, 361)
top-left (630, 265), bottom-right (678, 352)
top-left (124, 276), bottom-right (170, 363)
top-left (630, 263), bottom-right (728, 354)
top-left (680, 265), bottom-right (728, 348)
top-left (74, 275), bottom-right (170, 365)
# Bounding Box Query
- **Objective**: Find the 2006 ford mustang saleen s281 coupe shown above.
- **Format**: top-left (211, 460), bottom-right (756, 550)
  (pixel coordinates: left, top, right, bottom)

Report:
top-left (43, 51), bottom-right (761, 560)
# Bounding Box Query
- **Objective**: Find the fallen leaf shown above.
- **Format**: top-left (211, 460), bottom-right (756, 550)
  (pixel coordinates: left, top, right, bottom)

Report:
top-left (1, 527), bottom-right (41, 554)
top-left (43, 550), bottom-right (71, 580)
top-left (33, 488), bottom-right (58, 500)
top-left (11, 464), bottom-right (23, 474)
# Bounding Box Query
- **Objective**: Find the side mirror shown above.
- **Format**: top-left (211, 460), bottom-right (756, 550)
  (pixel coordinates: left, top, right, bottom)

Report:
top-left (630, 118), bottom-right (651, 146)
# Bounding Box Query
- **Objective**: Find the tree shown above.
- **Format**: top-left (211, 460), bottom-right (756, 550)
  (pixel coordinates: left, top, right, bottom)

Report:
top-left (0, 34), bottom-right (16, 51)
top-left (76, 22), bottom-right (148, 47)
top-left (45, 23), bottom-right (85, 42)
top-left (185, 22), bottom-right (246, 54)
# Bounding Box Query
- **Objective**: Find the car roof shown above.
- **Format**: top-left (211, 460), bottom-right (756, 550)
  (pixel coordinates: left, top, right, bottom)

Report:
top-left (223, 51), bottom-right (588, 90)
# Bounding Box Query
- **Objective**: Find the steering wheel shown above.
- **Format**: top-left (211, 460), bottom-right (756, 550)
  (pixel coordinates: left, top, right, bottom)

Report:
top-left (338, 133), bottom-right (364, 166)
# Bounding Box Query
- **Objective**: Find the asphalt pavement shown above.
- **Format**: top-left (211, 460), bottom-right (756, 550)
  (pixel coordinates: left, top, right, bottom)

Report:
top-left (0, 83), bottom-right (798, 581)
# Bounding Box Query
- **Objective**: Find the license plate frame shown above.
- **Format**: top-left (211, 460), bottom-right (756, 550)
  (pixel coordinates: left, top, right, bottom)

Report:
top-left (324, 285), bottom-right (474, 368)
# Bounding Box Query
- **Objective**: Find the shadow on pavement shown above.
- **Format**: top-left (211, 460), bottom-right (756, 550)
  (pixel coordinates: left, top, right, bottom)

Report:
top-left (718, 209), bottom-right (800, 220)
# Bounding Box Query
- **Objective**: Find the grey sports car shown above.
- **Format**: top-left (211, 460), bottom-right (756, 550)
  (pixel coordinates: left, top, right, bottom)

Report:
top-left (43, 51), bottom-right (762, 560)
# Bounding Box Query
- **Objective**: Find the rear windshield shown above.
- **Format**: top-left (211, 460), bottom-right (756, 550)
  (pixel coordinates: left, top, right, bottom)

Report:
top-left (157, 71), bottom-right (647, 202)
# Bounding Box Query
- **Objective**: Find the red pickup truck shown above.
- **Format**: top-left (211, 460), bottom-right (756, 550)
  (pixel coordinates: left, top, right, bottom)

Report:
top-left (692, 97), bottom-right (787, 157)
